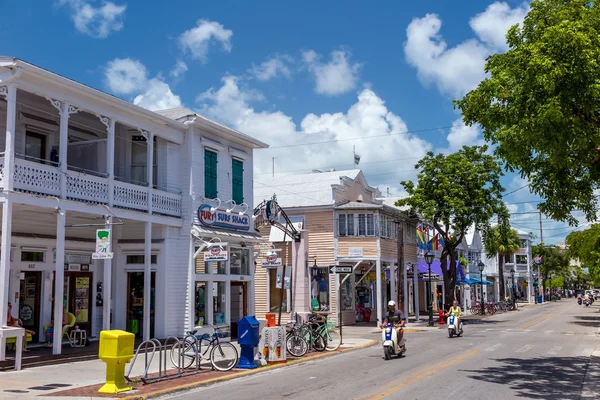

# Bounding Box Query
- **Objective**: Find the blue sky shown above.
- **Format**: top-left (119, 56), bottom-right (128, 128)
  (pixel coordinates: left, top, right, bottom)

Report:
top-left (1, 0), bottom-right (582, 243)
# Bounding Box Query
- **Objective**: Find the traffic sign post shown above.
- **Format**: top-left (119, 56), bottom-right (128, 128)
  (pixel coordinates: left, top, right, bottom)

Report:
top-left (329, 265), bottom-right (353, 344)
top-left (329, 265), bottom-right (352, 274)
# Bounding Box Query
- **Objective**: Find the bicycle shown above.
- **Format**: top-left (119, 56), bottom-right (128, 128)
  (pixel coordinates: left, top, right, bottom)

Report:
top-left (308, 314), bottom-right (342, 351)
top-left (285, 320), bottom-right (308, 357)
top-left (298, 318), bottom-right (326, 352)
top-left (170, 325), bottom-right (239, 372)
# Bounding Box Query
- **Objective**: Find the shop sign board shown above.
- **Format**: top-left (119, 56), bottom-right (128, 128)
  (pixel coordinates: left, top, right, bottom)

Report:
top-left (204, 246), bottom-right (228, 262)
top-left (348, 247), bottom-right (363, 257)
top-left (92, 229), bottom-right (113, 259)
top-left (198, 204), bottom-right (250, 231)
top-left (262, 252), bottom-right (282, 268)
top-left (330, 265), bottom-right (353, 274)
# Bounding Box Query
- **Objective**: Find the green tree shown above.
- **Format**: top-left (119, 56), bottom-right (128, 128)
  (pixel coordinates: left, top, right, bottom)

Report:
top-left (483, 221), bottom-right (521, 299)
top-left (532, 244), bottom-right (571, 288)
top-left (396, 145), bottom-right (505, 308)
top-left (566, 226), bottom-right (600, 287)
top-left (455, 0), bottom-right (600, 225)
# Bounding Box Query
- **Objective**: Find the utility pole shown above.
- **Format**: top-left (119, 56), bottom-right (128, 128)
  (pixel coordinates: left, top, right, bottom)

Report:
top-left (539, 211), bottom-right (544, 244)
top-left (272, 157), bottom-right (275, 177)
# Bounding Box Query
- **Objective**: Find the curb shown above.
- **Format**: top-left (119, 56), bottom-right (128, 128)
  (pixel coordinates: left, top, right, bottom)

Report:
top-left (120, 339), bottom-right (378, 400)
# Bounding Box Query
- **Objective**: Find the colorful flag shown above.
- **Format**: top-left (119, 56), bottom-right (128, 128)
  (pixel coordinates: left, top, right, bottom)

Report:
top-left (438, 235), bottom-right (445, 248)
top-left (534, 256), bottom-right (542, 265)
top-left (429, 234), bottom-right (439, 250)
top-left (416, 225), bottom-right (427, 250)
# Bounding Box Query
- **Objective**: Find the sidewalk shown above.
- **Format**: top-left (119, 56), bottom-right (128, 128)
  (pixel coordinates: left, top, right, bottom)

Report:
top-left (0, 336), bottom-right (377, 400)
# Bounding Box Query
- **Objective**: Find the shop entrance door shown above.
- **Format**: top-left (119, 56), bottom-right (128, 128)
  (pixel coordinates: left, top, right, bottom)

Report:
top-left (52, 270), bottom-right (94, 336)
top-left (230, 282), bottom-right (248, 338)
top-left (19, 272), bottom-right (42, 342)
top-left (126, 272), bottom-right (156, 339)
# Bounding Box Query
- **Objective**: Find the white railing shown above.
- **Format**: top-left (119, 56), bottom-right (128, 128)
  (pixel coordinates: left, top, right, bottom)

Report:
top-left (152, 190), bottom-right (182, 216)
top-left (13, 158), bottom-right (61, 196)
top-left (0, 158), bottom-right (182, 218)
top-left (67, 173), bottom-right (109, 203)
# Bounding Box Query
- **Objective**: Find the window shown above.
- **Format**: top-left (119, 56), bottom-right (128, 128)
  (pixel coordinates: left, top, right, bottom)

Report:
top-left (504, 254), bottom-right (514, 264)
top-left (21, 251), bottom-right (44, 262)
top-left (204, 149), bottom-right (218, 199)
top-left (131, 136), bottom-right (157, 186)
top-left (25, 131), bottom-right (46, 163)
top-left (358, 214), bottom-right (366, 236)
top-left (347, 214), bottom-right (355, 236)
top-left (232, 159), bottom-right (244, 204)
top-left (268, 268), bottom-right (290, 312)
top-left (126, 255), bottom-right (157, 264)
top-left (338, 214), bottom-right (347, 237)
top-left (367, 214), bottom-right (374, 236)
top-left (520, 240), bottom-right (528, 249)
top-left (310, 267), bottom-right (329, 311)
top-left (515, 255), bottom-right (528, 264)
top-left (380, 215), bottom-right (389, 238)
top-left (214, 282), bottom-right (226, 324)
top-left (230, 248), bottom-right (250, 275)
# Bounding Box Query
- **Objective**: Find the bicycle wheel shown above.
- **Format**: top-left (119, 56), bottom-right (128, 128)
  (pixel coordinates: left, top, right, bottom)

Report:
top-left (170, 341), bottom-right (195, 369)
top-left (324, 328), bottom-right (341, 351)
top-left (514, 301), bottom-right (519, 310)
top-left (286, 334), bottom-right (308, 357)
top-left (312, 333), bottom-right (326, 352)
top-left (210, 342), bottom-right (239, 372)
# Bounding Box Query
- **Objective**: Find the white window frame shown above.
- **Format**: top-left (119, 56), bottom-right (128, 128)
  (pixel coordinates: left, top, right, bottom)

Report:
top-left (338, 213), bottom-right (376, 237)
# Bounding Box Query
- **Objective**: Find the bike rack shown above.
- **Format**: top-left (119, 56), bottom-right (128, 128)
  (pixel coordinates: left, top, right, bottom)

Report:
top-left (126, 340), bottom-right (157, 383)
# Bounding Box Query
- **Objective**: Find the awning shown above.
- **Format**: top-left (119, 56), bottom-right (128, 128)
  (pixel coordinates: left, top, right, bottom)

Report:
top-left (269, 222), bottom-right (303, 242)
top-left (464, 278), bottom-right (494, 285)
top-left (192, 225), bottom-right (264, 243)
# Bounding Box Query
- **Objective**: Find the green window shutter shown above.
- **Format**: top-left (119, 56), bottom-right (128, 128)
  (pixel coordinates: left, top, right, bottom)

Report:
top-left (232, 159), bottom-right (244, 204)
top-left (204, 149), bottom-right (218, 199)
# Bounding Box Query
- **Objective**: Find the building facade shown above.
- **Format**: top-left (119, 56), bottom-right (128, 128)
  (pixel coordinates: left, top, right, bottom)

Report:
top-left (253, 170), bottom-right (420, 326)
top-left (0, 58), bottom-right (266, 356)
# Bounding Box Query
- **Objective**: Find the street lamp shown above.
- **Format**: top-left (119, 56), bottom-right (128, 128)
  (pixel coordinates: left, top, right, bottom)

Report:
top-left (510, 268), bottom-right (515, 304)
top-left (424, 251), bottom-right (435, 327)
top-left (549, 273), bottom-right (554, 301)
top-left (478, 261), bottom-right (485, 315)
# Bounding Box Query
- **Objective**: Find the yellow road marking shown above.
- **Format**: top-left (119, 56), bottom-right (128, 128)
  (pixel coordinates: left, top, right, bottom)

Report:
top-left (519, 311), bottom-right (557, 330)
top-left (364, 350), bottom-right (479, 400)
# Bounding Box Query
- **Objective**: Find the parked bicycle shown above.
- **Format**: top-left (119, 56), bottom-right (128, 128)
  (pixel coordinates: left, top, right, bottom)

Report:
top-left (285, 320), bottom-right (309, 357)
top-left (170, 325), bottom-right (239, 372)
top-left (307, 314), bottom-right (341, 351)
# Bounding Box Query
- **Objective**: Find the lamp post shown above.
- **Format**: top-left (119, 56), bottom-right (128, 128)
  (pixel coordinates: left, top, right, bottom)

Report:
top-left (478, 261), bottom-right (485, 315)
top-left (424, 251), bottom-right (435, 327)
top-left (549, 273), bottom-right (553, 301)
top-left (510, 268), bottom-right (515, 305)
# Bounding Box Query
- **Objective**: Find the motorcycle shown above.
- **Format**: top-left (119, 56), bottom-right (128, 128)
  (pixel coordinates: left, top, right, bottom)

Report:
top-left (381, 323), bottom-right (406, 360)
top-left (578, 297), bottom-right (582, 305)
top-left (585, 298), bottom-right (591, 307)
top-left (447, 314), bottom-right (463, 338)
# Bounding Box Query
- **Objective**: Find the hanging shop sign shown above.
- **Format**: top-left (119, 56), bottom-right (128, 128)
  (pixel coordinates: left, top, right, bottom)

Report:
top-left (204, 245), bottom-right (228, 262)
top-left (262, 251), bottom-right (282, 268)
top-left (348, 247), bottom-right (363, 257)
top-left (198, 204), bottom-right (250, 231)
top-left (92, 229), bottom-right (113, 259)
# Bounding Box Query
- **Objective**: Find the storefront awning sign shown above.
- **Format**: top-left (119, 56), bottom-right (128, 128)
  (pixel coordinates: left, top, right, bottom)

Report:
top-left (92, 229), bottom-right (113, 259)
top-left (198, 204), bottom-right (250, 231)
top-left (262, 251), bottom-right (282, 268)
top-left (204, 245), bottom-right (228, 262)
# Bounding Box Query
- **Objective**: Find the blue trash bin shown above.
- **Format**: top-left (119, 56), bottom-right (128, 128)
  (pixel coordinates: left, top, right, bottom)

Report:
top-left (237, 316), bottom-right (260, 369)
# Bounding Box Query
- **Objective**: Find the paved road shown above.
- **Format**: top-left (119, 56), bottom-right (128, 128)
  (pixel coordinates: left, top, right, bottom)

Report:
top-left (166, 301), bottom-right (600, 400)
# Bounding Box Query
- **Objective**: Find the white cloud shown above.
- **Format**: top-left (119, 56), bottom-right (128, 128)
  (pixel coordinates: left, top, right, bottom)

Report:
top-left (469, 2), bottom-right (529, 52)
top-left (302, 49), bottom-right (361, 96)
top-left (197, 76), bottom-right (432, 191)
top-left (179, 19), bottom-right (233, 62)
top-left (104, 58), bottom-right (148, 95)
top-left (104, 58), bottom-right (181, 111)
top-left (59, 0), bottom-right (126, 39)
top-left (404, 2), bottom-right (529, 98)
top-left (170, 59), bottom-right (188, 78)
top-left (133, 78), bottom-right (181, 111)
top-left (441, 118), bottom-right (484, 153)
top-left (249, 55), bottom-right (293, 81)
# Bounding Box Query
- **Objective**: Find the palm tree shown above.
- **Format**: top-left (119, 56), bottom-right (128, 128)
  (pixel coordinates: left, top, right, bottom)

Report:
top-left (484, 224), bottom-right (521, 300)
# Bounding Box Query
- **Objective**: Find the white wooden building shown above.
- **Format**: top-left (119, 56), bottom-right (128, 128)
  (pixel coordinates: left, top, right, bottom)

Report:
top-left (0, 57), bottom-right (267, 356)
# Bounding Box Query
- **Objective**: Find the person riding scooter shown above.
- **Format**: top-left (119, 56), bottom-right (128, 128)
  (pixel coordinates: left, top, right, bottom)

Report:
top-left (445, 300), bottom-right (463, 334)
top-left (379, 300), bottom-right (406, 352)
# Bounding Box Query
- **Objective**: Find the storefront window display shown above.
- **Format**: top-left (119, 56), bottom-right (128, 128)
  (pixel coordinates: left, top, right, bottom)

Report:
top-left (340, 275), bottom-right (353, 311)
top-left (211, 260), bottom-right (226, 275)
top-left (195, 281), bottom-right (207, 325)
top-left (310, 267), bottom-right (329, 311)
top-left (268, 268), bottom-right (289, 312)
top-left (213, 281), bottom-right (226, 325)
top-left (230, 248), bottom-right (250, 275)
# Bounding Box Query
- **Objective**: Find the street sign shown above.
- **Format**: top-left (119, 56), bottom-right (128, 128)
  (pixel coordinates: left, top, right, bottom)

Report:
top-left (329, 265), bottom-right (352, 274)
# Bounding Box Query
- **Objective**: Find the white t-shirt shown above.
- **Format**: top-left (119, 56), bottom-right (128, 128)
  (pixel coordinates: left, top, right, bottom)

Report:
top-left (311, 279), bottom-right (319, 297)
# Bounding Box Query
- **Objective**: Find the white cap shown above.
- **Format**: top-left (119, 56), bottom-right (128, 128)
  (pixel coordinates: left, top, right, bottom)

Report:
top-left (388, 300), bottom-right (396, 307)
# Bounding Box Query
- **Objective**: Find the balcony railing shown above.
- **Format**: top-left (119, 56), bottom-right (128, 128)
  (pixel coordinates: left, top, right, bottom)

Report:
top-left (1, 157), bottom-right (182, 217)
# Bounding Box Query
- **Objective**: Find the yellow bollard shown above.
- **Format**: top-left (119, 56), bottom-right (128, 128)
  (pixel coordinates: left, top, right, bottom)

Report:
top-left (98, 330), bottom-right (135, 394)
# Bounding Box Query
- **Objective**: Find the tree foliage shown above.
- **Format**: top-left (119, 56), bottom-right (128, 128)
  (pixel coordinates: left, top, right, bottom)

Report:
top-left (396, 145), bottom-right (506, 307)
top-left (531, 243), bottom-right (572, 286)
top-left (455, 0), bottom-right (600, 225)
top-left (565, 226), bottom-right (600, 286)
top-left (483, 219), bottom-right (521, 299)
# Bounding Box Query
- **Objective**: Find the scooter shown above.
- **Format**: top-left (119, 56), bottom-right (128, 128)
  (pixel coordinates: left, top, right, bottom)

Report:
top-left (578, 297), bottom-right (582, 305)
top-left (447, 314), bottom-right (463, 338)
top-left (382, 323), bottom-right (406, 360)
top-left (585, 297), bottom-right (591, 307)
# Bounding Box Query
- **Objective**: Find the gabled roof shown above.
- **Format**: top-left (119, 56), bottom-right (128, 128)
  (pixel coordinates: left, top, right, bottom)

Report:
top-left (254, 169), bottom-right (362, 208)
top-left (155, 106), bottom-right (269, 149)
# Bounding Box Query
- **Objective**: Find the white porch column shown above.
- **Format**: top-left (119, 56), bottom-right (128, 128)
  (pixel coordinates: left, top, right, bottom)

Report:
top-left (146, 132), bottom-right (154, 214)
top-left (51, 101), bottom-right (78, 198)
top-left (207, 281), bottom-right (214, 325)
top-left (143, 222), bottom-right (152, 340)
top-left (375, 260), bottom-right (383, 324)
top-left (102, 216), bottom-right (113, 331)
top-left (0, 198), bottom-right (13, 361)
top-left (100, 117), bottom-right (115, 207)
top-left (291, 230), bottom-right (310, 316)
top-left (389, 265), bottom-right (396, 309)
top-left (187, 235), bottom-right (195, 331)
top-left (53, 209), bottom-right (66, 355)
top-left (413, 262), bottom-right (419, 321)
top-left (2, 84), bottom-right (17, 191)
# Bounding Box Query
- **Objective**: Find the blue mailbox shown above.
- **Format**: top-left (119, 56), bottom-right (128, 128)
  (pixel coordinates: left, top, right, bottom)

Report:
top-left (237, 316), bottom-right (260, 369)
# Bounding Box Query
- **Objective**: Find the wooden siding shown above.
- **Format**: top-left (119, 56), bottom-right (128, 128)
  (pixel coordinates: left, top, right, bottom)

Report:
top-left (337, 237), bottom-right (378, 258)
top-left (380, 238), bottom-right (398, 260)
top-left (304, 211), bottom-right (335, 265)
top-left (335, 179), bottom-right (375, 204)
